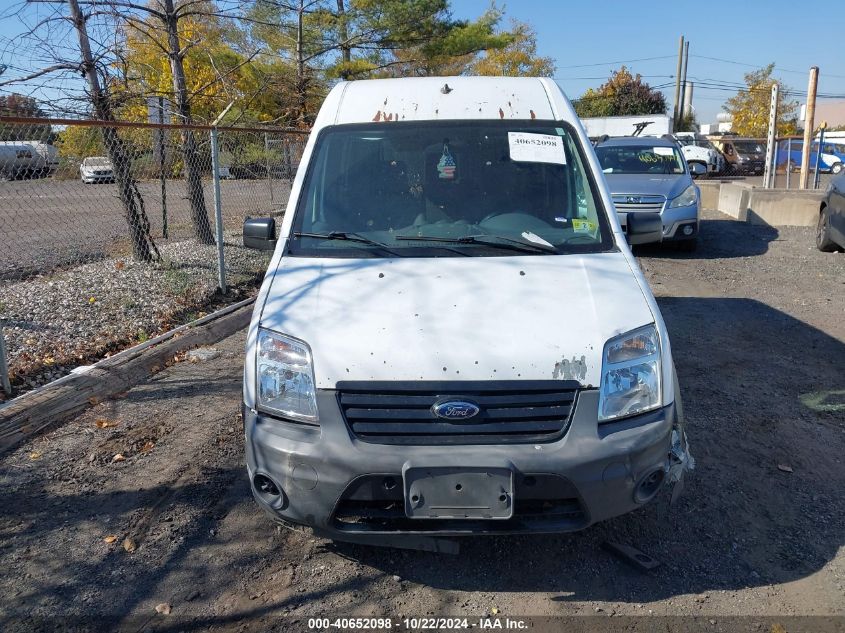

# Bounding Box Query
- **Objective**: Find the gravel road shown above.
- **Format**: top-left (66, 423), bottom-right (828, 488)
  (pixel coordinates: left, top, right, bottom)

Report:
top-left (1, 210), bottom-right (843, 632)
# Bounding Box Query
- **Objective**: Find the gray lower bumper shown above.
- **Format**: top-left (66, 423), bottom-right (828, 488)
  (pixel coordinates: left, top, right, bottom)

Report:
top-left (245, 388), bottom-right (685, 545)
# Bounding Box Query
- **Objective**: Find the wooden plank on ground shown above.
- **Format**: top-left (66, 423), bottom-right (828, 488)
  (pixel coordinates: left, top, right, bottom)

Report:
top-left (0, 302), bottom-right (253, 454)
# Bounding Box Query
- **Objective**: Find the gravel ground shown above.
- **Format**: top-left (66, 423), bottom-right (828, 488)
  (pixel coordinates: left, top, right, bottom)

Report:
top-left (1, 233), bottom-right (270, 396)
top-left (0, 209), bottom-right (843, 632)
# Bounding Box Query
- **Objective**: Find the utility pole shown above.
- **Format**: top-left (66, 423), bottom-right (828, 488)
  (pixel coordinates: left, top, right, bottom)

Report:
top-left (799, 66), bottom-right (819, 190)
top-left (672, 35), bottom-right (684, 129)
top-left (678, 40), bottom-right (690, 124)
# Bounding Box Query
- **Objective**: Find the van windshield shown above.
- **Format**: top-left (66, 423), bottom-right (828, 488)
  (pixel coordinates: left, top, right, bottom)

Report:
top-left (287, 121), bottom-right (613, 258)
top-left (733, 141), bottom-right (764, 154)
top-left (595, 144), bottom-right (686, 175)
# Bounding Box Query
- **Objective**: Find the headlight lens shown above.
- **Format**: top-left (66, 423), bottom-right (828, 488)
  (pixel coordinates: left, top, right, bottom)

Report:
top-left (669, 184), bottom-right (697, 208)
top-left (256, 329), bottom-right (318, 423)
top-left (598, 325), bottom-right (662, 422)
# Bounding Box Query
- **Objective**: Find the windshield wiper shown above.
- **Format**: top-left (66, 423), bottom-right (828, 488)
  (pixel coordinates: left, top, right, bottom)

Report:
top-left (292, 231), bottom-right (400, 255)
top-left (395, 233), bottom-right (557, 254)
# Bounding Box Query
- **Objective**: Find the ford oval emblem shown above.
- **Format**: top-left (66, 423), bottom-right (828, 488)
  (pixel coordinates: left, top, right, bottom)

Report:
top-left (432, 400), bottom-right (480, 420)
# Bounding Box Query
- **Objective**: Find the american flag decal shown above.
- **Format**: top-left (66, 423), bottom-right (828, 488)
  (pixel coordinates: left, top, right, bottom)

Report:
top-left (437, 144), bottom-right (456, 180)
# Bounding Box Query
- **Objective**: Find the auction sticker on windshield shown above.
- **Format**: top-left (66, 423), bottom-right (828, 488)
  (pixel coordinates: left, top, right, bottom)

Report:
top-left (508, 132), bottom-right (566, 165)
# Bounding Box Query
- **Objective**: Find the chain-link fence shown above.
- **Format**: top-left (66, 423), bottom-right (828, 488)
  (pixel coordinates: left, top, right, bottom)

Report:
top-left (0, 116), bottom-right (307, 398)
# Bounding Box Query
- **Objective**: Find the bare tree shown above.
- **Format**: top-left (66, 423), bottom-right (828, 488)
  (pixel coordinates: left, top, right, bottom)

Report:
top-left (0, 0), bottom-right (159, 261)
top-left (105, 0), bottom-right (217, 244)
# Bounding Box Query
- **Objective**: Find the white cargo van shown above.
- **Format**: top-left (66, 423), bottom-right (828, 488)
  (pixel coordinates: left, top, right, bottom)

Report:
top-left (241, 77), bottom-right (693, 550)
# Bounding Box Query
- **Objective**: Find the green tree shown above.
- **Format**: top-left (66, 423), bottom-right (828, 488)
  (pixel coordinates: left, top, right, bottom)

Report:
top-left (573, 67), bottom-right (666, 118)
top-left (470, 19), bottom-right (554, 77)
top-left (724, 63), bottom-right (798, 136)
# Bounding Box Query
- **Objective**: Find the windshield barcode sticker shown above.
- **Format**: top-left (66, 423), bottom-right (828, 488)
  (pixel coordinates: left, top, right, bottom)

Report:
top-left (653, 147), bottom-right (674, 156)
top-left (508, 132), bottom-right (566, 165)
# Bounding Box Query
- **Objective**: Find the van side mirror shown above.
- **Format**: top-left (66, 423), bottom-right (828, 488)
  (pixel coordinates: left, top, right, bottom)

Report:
top-left (243, 217), bottom-right (277, 251)
top-left (626, 212), bottom-right (663, 245)
top-left (689, 162), bottom-right (707, 177)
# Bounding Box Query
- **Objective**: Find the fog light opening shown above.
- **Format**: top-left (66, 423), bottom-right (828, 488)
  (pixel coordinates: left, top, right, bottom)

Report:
top-left (252, 475), bottom-right (282, 498)
top-left (634, 468), bottom-right (665, 503)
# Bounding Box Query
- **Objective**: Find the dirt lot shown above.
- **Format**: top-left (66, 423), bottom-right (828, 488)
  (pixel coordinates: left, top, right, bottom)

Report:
top-left (0, 209), bottom-right (843, 632)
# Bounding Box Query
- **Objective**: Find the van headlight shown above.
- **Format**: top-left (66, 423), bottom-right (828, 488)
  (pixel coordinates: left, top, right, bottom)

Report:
top-left (598, 325), bottom-right (662, 422)
top-left (256, 329), bottom-right (318, 423)
top-left (668, 185), bottom-right (697, 208)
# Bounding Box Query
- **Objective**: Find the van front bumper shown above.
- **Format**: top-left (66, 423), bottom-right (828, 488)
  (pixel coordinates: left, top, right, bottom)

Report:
top-left (244, 389), bottom-right (688, 547)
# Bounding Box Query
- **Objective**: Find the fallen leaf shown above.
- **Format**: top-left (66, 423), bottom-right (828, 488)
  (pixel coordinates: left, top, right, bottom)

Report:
top-left (491, 607), bottom-right (499, 615)
top-left (111, 453), bottom-right (125, 463)
top-left (777, 464), bottom-right (793, 473)
top-left (140, 441), bottom-right (155, 452)
top-left (95, 418), bottom-right (119, 429)
top-left (88, 297), bottom-right (97, 304)
top-left (155, 602), bottom-right (171, 615)
top-left (88, 397), bottom-right (100, 406)
top-left (29, 451), bottom-right (42, 460)
top-left (114, 260), bottom-right (125, 270)
top-left (123, 537), bottom-right (137, 553)
top-left (104, 535), bottom-right (118, 544)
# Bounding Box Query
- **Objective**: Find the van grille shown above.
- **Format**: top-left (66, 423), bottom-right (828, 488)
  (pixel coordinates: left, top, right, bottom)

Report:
top-left (336, 380), bottom-right (579, 445)
top-left (612, 194), bottom-right (666, 214)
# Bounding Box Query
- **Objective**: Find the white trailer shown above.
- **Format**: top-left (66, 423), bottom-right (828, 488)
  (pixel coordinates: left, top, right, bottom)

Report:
top-left (0, 141), bottom-right (57, 178)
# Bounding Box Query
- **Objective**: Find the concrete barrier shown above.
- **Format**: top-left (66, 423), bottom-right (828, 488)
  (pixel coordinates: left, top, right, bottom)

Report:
top-left (697, 181), bottom-right (721, 210)
top-left (746, 188), bottom-right (824, 227)
top-left (718, 182), bottom-right (754, 221)
top-left (708, 181), bottom-right (824, 227)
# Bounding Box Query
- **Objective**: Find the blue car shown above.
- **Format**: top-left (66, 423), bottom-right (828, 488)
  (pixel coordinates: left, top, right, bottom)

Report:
top-left (777, 140), bottom-right (845, 174)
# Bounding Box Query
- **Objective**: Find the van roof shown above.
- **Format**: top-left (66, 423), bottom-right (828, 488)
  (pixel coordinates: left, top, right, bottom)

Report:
top-left (321, 76), bottom-right (562, 126)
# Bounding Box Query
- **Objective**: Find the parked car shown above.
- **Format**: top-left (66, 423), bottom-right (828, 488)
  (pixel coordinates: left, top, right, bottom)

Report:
top-left (80, 156), bottom-right (114, 183)
top-left (710, 137), bottom-right (766, 175)
top-left (240, 76), bottom-right (693, 549)
top-left (817, 171), bottom-right (845, 252)
top-left (776, 140), bottom-right (844, 174)
top-left (595, 136), bottom-right (701, 251)
top-left (672, 132), bottom-right (724, 177)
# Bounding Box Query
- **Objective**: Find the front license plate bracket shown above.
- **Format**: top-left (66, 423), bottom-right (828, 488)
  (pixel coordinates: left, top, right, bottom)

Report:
top-left (403, 466), bottom-right (513, 520)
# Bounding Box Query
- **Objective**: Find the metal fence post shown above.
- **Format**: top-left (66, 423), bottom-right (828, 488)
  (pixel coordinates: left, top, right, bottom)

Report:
top-left (0, 326), bottom-right (12, 396)
top-left (785, 138), bottom-right (792, 189)
top-left (813, 126), bottom-right (826, 190)
top-left (762, 84), bottom-right (779, 189)
top-left (210, 126), bottom-right (227, 294)
top-left (264, 132), bottom-right (275, 206)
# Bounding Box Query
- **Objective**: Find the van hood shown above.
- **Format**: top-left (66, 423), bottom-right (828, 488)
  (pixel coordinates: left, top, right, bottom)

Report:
top-left (604, 173), bottom-right (690, 200)
top-left (259, 252), bottom-right (655, 388)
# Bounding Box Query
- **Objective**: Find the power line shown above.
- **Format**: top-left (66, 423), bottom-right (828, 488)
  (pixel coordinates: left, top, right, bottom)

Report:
top-left (556, 55), bottom-right (676, 70)
top-left (690, 54), bottom-right (845, 79)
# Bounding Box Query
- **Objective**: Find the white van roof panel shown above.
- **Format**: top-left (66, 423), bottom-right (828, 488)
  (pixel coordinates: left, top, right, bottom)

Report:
top-left (329, 77), bottom-right (559, 125)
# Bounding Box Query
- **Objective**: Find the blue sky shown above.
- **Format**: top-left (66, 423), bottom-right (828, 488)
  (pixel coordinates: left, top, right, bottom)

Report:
top-left (454, 0), bottom-right (845, 123)
top-left (0, 0), bottom-right (843, 122)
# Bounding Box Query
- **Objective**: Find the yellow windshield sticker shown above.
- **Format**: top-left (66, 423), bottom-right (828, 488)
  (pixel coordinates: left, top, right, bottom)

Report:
top-left (572, 219), bottom-right (597, 234)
